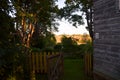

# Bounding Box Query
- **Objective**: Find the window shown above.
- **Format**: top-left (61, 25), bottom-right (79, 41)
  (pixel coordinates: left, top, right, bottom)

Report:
top-left (95, 33), bottom-right (99, 39)
top-left (116, 0), bottom-right (120, 12)
top-left (119, 0), bottom-right (120, 10)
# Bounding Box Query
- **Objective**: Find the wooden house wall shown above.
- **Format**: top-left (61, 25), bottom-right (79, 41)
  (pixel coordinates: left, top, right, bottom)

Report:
top-left (93, 0), bottom-right (120, 80)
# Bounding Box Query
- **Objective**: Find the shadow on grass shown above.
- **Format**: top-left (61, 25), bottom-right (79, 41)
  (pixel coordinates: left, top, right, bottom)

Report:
top-left (63, 58), bottom-right (93, 80)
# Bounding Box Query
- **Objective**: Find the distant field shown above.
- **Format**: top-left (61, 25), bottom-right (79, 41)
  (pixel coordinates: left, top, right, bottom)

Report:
top-left (55, 34), bottom-right (91, 44)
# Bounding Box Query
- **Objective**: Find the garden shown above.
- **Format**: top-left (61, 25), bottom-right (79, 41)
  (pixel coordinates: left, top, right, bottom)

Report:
top-left (0, 0), bottom-right (93, 80)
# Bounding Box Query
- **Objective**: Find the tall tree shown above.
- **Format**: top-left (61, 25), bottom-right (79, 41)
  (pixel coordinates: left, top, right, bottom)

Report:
top-left (11, 0), bottom-right (59, 47)
top-left (0, 1), bottom-right (23, 79)
top-left (0, 0), bottom-right (16, 48)
top-left (59, 0), bottom-right (93, 39)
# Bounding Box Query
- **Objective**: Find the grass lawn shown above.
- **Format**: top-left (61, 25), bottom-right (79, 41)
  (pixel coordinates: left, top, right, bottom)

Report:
top-left (35, 58), bottom-right (93, 80)
top-left (63, 59), bottom-right (85, 80)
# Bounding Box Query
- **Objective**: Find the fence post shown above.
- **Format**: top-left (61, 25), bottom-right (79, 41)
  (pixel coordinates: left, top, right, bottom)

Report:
top-left (84, 53), bottom-right (93, 77)
top-left (44, 52), bottom-right (47, 73)
top-left (36, 53), bottom-right (39, 73)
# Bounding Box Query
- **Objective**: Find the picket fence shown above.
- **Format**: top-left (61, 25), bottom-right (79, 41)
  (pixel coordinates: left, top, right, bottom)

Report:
top-left (84, 53), bottom-right (93, 77)
top-left (26, 52), bottom-right (60, 74)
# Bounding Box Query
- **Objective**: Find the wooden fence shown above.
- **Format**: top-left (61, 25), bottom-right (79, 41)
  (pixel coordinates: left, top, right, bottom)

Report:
top-left (84, 53), bottom-right (93, 77)
top-left (27, 52), bottom-right (59, 74)
top-left (47, 53), bottom-right (64, 80)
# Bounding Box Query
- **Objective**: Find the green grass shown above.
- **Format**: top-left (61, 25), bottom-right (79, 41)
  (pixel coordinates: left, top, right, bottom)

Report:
top-left (35, 58), bottom-right (93, 80)
top-left (63, 59), bottom-right (85, 80)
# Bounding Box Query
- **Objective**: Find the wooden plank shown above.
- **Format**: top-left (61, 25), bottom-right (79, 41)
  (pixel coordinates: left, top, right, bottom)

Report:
top-left (38, 52), bottom-right (41, 72)
top-left (87, 54), bottom-right (89, 76)
top-left (90, 53), bottom-right (92, 76)
top-left (48, 52), bottom-right (51, 57)
top-left (47, 53), bottom-right (63, 80)
top-left (44, 52), bottom-right (47, 73)
top-left (29, 53), bottom-right (31, 72)
top-left (27, 52), bottom-right (62, 75)
top-left (86, 54), bottom-right (88, 75)
top-left (32, 53), bottom-right (35, 71)
top-left (87, 53), bottom-right (90, 76)
top-left (84, 53), bottom-right (93, 77)
top-left (36, 52), bottom-right (39, 73)
top-left (88, 53), bottom-right (90, 76)
top-left (40, 52), bottom-right (43, 73)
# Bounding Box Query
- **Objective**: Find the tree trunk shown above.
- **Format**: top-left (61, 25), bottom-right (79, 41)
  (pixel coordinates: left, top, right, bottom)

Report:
top-left (85, 1), bottom-right (93, 40)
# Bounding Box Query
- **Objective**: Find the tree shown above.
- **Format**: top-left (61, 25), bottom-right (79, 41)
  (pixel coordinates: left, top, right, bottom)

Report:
top-left (30, 31), bottom-right (56, 50)
top-left (0, 1), bottom-right (25, 79)
top-left (61, 35), bottom-right (77, 52)
top-left (0, 0), bottom-right (17, 48)
top-left (81, 33), bottom-right (90, 43)
top-left (59, 0), bottom-right (93, 40)
top-left (44, 32), bottom-right (56, 48)
top-left (61, 36), bottom-right (77, 46)
top-left (11, 0), bottom-right (59, 47)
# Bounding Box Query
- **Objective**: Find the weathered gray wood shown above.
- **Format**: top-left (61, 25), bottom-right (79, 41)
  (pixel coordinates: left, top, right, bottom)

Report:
top-left (93, 0), bottom-right (120, 80)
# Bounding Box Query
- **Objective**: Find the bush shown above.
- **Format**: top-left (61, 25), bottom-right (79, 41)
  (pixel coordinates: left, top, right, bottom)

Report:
top-left (62, 40), bottom-right (93, 59)
top-left (31, 47), bottom-right (41, 52)
top-left (42, 47), bottom-right (55, 52)
top-left (0, 45), bottom-right (31, 80)
top-left (54, 43), bottom-right (62, 51)
top-left (77, 40), bottom-right (93, 58)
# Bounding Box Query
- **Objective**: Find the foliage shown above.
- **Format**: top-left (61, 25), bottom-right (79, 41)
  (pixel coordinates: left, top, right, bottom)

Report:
top-left (43, 32), bottom-right (56, 48)
top-left (30, 32), bottom-right (56, 50)
top-left (58, 0), bottom-right (93, 39)
top-left (0, 10), bottom-right (16, 48)
top-left (59, 35), bottom-right (93, 58)
top-left (61, 35), bottom-right (77, 46)
top-left (54, 43), bottom-right (63, 51)
top-left (83, 40), bottom-right (93, 54)
top-left (10, 0), bottom-right (59, 47)
top-left (0, 1), bottom-right (21, 79)
top-left (81, 33), bottom-right (91, 43)
top-left (0, 0), bottom-right (94, 79)
top-left (60, 35), bottom-right (83, 58)
top-left (0, 45), bottom-right (30, 80)
top-left (0, 0), bottom-right (60, 79)
top-left (30, 47), bottom-right (41, 52)
top-left (61, 35), bottom-right (77, 52)
top-left (0, 0), bottom-right (13, 13)
top-left (30, 35), bottom-right (45, 49)
top-left (79, 40), bottom-right (93, 55)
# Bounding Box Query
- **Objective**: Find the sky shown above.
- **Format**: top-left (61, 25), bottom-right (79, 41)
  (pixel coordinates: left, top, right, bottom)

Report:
top-left (54, 0), bottom-right (89, 35)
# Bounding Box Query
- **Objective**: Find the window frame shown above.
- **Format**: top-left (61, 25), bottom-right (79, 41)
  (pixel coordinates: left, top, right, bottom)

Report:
top-left (117, 0), bottom-right (120, 12)
top-left (119, 0), bottom-right (120, 10)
